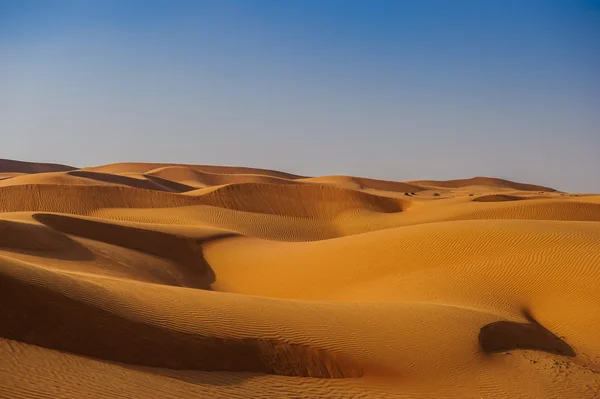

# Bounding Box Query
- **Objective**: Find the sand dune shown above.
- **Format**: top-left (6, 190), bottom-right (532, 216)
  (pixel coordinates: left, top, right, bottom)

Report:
top-left (410, 176), bottom-right (557, 192)
top-left (1, 160), bottom-right (599, 398)
top-left (146, 165), bottom-right (300, 187)
top-left (0, 171), bottom-right (106, 187)
top-left (0, 184), bottom-right (205, 214)
top-left (85, 162), bottom-right (305, 179)
top-left (195, 183), bottom-right (407, 218)
top-left (0, 182), bottom-right (408, 221)
top-left (301, 175), bottom-right (425, 193)
top-left (473, 194), bottom-right (525, 202)
top-left (0, 158), bottom-right (75, 174)
top-left (0, 172), bottom-right (25, 180)
top-left (0, 170), bottom-right (196, 193)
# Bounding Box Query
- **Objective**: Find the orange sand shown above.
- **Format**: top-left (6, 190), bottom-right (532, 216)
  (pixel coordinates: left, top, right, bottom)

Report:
top-left (1, 159), bottom-right (599, 398)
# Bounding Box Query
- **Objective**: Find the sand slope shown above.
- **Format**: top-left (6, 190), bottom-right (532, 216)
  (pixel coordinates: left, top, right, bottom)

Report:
top-left (1, 160), bottom-right (599, 399)
top-left (410, 176), bottom-right (557, 192)
top-left (85, 162), bottom-right (305, 179)
top-left (0, 158), bottom-right (75, 173)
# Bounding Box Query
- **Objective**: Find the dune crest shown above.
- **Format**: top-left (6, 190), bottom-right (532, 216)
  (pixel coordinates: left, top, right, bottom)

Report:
top-left (0, 158), bottom-right (75, 174)
top-left (84, 162), bottom-right (305, 179)
top-left (410, 176), bottom-right (556, 192)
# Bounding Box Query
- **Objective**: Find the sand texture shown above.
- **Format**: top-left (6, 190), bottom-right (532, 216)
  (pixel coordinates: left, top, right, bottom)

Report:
top-left (1, 161), bottom-right (599, 398)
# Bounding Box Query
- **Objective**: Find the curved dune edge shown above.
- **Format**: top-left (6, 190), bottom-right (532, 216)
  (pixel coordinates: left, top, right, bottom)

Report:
top-left (196, 183), bottom-right (408, 218)
top-left (409, 176), bottom-right (556, 192)
top-left (84, 162), bottom-right (306, 180)
top-left (0, 219), bottom-right (86, 253)
top-left (68, 170), bottom-right (196, 193)
top-left (479, 311), bottom-right (575, 356)
top-left (0, 183), bottom-right (408, 219)
top-left (0, 158), bottom-right (75, 174)
top-left (88, 196), bottom-right (600, 244)
top-left (473, 194), bottom-right (524, 202)
top-left (301, 175), bottom-right (426, 193)
top-left (31, 213), bottom-right (233, 273)
top-left (455, 200), bottom-right (600, 222)
top-left (0, 172), bottom-right (26, 180)
top-left (0, 264), bottom-right (362, 378)
top-left (0, 169), bottom-right (197, 193)
top-left (146, 165), bottom-right (300, 187)
top-left (0, 171), bottom-right (101, 187)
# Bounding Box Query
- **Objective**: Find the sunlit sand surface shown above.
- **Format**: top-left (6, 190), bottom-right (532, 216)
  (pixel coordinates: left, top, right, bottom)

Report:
top-left (1, 159), bottom-right (599, 398)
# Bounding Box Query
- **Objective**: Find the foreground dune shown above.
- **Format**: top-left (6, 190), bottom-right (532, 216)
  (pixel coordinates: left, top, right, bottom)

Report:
top-left (1, 160), bottom-right (599, 398)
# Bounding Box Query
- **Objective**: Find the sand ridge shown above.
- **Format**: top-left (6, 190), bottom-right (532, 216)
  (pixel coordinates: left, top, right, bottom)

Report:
top-left (1, 160), bottom-right (599, 399)
top-left (0, 158), bottom-right (76, 174)
top-left (409, 176), bottom-right (557, 192)
top-left (84, 162), bottom-right (306, 179)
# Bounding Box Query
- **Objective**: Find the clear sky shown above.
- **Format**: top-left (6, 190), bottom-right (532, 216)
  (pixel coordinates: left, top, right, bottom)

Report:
top-left (1, 1), bottom-right (598, 192)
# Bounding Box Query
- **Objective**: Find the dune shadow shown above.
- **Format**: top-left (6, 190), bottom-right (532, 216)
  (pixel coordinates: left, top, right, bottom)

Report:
top-left (472, 194), bottom-right (525, 202)
top-left (0, 271), bottom-right (363, 382)
top-left (0, 159), bottom-right (75, 173)
top-left (0, 219), bottom-right (94, 261)
top-left (479, 310), bottom-right (575, 356)
top-left (142, 173), bottom-right (197, 193)
top-left (33, 213), bottom-right (233, 290)
top-left (68, 170), bottom-right (195, 193)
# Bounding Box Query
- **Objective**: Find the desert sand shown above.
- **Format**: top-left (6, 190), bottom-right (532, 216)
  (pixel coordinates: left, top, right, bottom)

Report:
top-left (1, 158), bottom-right (599, 398)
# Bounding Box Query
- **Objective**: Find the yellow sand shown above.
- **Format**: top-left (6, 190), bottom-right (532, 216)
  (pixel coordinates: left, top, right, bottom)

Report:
top-left (1, 161), bottom-right (599, 399)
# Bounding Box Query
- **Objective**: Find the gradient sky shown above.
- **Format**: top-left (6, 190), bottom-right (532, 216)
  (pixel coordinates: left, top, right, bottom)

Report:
top-left (1, 0), bottom-right (598, 191)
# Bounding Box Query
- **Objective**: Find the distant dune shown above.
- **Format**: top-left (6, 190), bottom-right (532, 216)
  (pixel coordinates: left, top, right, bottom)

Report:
top-left (146, 165), bottom-right (300, 188)
top-left (85, 162), bottom-right (306, 180)
top-left (0, 158), bottom-right (75, 174)
top-left (410, 176), bottom-right (557, 192)
top-left (1, 159), bottom-right (598, 399)
top-left (301, 175), bottom-right (425, 193)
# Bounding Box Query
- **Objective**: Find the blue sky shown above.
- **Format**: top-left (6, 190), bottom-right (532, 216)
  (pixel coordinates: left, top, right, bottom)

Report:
top-left (1, 0), bottom-right (598, 191)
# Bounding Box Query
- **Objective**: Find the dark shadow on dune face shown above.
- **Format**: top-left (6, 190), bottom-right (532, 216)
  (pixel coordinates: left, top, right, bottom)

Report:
top-left (0, 272), bottom-right (363, 380)
top-left (142, 173), bottom-right (197, 193)
top-left (0, 158), bottom-right (75, 173)
top-left (472, 194), bottom-right (524, 202)
top-left (33, 213), bottom-right (231, 290)
top-left (68, 170), bottom-right (195, 193)
top-left (479, 310), bottom-right (575, 357)
top-left (0, 220), bottom-right (94, 261)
